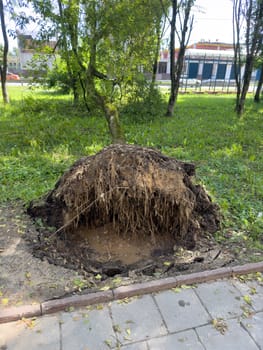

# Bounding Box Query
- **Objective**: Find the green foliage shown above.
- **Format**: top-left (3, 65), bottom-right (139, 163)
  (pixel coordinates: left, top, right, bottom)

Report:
top-left (26, 0), bottom-right (164, 109)
top-left (46, 59), bottom-right (72, 93)
top-left (0, 88), bottom-right (262, 245)
top-left (121, 85), bottom-right (167, 122)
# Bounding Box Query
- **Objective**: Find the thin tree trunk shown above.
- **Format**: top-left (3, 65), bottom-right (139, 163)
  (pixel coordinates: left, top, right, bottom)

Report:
top-left (57, 0), bottom-right (80, 104)
top-left (173, 1), bottom-right (193, 104)
top-left (166, 0), bottom-right (177, 117)
top-left (151, 20), bottom-right (163, 87)
top-left (103, 103), bottom-right (124, 144)
top-left (233, 0), bottom-right (263, 115)
top-left (254, 63), bottom-right (263, 102)
top-left (68, 0), bottom-right (80, 103)
top-left (166, 0), bottom-right (193, 116)
top-left (233, 0), bottom-right (242, 112)
top-left (236, 55), bottom-right (254, 115)
top-left (151, 43), bottom-right (160, 86)
top-left (0, 0), bottom-right (9, 104)
top-left (86, 5), bottom-right (124, 144)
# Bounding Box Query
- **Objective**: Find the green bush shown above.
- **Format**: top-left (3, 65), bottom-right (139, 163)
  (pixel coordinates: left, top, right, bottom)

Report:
top-left (121, 85), bottom-right (166, 122)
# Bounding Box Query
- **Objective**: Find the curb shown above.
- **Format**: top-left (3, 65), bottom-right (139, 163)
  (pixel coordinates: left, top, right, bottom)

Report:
top-left (1, 261), bottom-right (263, 324)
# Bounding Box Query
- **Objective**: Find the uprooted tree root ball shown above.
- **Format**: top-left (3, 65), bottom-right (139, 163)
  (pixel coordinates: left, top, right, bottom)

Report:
top-left (28, 144), bottom-right (220, 251)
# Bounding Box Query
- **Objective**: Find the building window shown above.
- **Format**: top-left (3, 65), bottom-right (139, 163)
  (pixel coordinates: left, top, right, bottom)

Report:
top-left (158, 62), bottom-right (167, 74)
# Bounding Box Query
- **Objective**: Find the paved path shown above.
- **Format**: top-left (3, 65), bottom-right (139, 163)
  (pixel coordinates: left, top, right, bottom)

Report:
top-left (0, 276), bottom-right (262, 350)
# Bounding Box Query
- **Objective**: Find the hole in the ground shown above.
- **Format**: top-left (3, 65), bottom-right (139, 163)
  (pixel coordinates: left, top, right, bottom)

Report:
top-left (73, 223), bottom-right (176, 266)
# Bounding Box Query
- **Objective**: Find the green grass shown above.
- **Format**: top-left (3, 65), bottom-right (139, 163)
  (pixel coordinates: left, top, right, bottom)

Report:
top-left (1, 86), bottom-right (262, 245)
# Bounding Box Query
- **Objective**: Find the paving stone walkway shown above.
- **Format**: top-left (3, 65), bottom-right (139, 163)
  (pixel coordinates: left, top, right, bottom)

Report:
top-left (0, 277), bottom-right (262, 350)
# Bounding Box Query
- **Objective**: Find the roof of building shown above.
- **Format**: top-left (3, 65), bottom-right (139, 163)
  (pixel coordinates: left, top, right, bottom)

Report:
top-left (188, 41), bottom-right (233, 51)
top-left (185, 48), bottom-right (234, 58)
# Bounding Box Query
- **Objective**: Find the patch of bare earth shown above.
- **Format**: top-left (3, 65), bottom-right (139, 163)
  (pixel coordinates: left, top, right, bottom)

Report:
top-left (0, 203), bottom-right (83, 307)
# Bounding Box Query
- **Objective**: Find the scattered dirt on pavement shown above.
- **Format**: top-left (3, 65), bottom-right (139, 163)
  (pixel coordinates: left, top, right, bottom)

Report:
top-left (0, 203), bottom-right (83, 307)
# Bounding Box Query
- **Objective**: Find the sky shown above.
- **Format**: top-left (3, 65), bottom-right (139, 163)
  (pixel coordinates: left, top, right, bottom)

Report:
top-left (1, 0), bottom-right (234, 50)
top-left (190, 0), bottom-right (233, 44)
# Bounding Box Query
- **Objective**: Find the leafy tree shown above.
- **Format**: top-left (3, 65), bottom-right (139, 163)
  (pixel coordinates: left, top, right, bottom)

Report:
top-left (233, 0), bottom-right (263, 115)
top-left (27, 0), bottom-right (164, 143)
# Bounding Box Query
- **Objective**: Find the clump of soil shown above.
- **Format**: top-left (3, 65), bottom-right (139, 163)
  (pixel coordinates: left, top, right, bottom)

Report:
top-left (28, 144), bottom-right (220, 246)
top-left (27, 144), bottom-right (221, 276)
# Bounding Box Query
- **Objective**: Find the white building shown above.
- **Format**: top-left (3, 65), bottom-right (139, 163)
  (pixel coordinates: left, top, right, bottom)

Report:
top-left (157, 41), bottom-right (260, 83)
top-left (17, 34), bottom-right (56, 74)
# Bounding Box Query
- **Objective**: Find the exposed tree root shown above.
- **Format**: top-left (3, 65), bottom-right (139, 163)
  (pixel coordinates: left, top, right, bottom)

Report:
top-left (28, 144), bottom-right (220, 249)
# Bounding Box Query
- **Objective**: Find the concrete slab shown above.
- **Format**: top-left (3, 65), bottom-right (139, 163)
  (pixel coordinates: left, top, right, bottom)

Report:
top-left (110, 295), bottom-right (167, 345)
top-left (232, 279), bottom-right (263, 312)
top-left (120, 341), bottom-right (148, 349)
top-left (153, 289), bottom-right (211, 333)
top-left (241, 311), bottom-right (263, 349)
top-left (196, 318), bottom-right (259, 350)
top-left (0, 315), bottom-right (60, 350)
top-left (195, 280), bottom-right (243, 319)
top-left (147, 330), bottom-right (205, 350)
top-left (61, 305), bottom-right (116, 350)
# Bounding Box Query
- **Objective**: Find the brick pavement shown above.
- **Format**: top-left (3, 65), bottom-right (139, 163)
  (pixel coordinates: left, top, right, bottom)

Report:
top-left (0, 276), bottom-right (262, 350)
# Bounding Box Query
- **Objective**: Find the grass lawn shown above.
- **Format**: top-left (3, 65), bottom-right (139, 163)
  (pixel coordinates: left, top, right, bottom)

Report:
top-left (0, 86), bottom-right (262, 247)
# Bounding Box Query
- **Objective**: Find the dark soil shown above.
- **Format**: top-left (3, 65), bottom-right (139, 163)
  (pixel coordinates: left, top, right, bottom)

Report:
top-left (31, 220), bottom-right (234, 280)
top-left (0, 202), bottom-right (262, 307)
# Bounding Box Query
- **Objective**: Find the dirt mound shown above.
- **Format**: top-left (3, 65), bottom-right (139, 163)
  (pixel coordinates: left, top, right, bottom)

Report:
top-left (28, 144), bottom-right (220, 249)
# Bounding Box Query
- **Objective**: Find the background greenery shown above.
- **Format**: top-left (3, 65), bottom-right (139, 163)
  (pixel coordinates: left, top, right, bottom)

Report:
top-left (0, 86), bottom-right (262, 247)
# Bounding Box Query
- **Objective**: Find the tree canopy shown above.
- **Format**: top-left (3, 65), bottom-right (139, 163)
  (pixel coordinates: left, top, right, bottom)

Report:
top-left (19, 0), bottom-right (166, 141)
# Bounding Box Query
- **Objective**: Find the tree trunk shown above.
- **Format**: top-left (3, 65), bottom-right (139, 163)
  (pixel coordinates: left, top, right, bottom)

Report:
top-left (86, 2), bottom-right (124, 143)
top-left (235, 55), bottom-right (254, 115)
top-left (94, 89), bottom-right (124, 144)
top-left (174, 2), bottom-right (193, 104)
top-left (172, 49), bottom-right (184, 105)
top-left (151, 22), bottom-right (162, 87)
top-left (166, 0), bottom-right (194, 117)
top-left (166, 0), bottom-right (177, 117)
top-left (0, 0), bottom-right (9, 104)
top-left (151, 52), bottom-right (158, 87)
top-left (57, 0), bottom-right (80, 105)
top-left (104, 103), bottom-right (124, 144)
top-left (254, 63), bottom-right (263, 102)
top-left (233, 0), bottom-right (263, 115)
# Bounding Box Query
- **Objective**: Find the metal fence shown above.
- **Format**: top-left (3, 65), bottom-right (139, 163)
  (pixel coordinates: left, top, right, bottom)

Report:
top-left (157, 54), bottom-right (261, 93)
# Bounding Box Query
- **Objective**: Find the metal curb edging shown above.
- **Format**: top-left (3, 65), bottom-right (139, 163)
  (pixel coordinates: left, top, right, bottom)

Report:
top-left (1, 261), bottom-right (263, 324)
